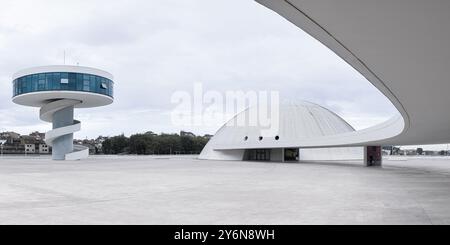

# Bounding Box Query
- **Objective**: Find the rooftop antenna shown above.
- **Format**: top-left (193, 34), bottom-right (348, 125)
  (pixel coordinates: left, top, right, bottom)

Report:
top-left (63, 50), bottom-right (66, 65)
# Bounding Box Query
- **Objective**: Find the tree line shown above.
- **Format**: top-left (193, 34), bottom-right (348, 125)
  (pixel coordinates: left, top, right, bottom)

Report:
top-left (101, 131), bottom-right (210, 155)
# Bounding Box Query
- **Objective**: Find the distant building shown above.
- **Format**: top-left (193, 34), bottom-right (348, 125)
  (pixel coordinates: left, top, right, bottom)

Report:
top-left (0, 131), bottom-right (51, 155)
top-left (403, 149), bottom-right (417, 156)
top-left (0, 132), bottom-right (20, 144)
top-left (39, 144), bottom-right (50, 154)
top-left (1, 144), bottom-right (25, 154)
top-left (24, 144), bottom-right (36, 154)
top-left (381, 149), bottom-right (391, 156)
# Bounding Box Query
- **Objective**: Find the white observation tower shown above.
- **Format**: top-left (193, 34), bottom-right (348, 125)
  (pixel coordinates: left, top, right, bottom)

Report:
top-left (12, 65), bottom-right (114, 160)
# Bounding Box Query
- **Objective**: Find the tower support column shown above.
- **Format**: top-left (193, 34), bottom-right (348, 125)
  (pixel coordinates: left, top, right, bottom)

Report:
top-left (51, 105), bottom-right (74, 160)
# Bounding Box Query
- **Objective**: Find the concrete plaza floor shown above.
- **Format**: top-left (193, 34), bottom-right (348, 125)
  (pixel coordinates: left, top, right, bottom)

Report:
top-left (1, 155), bottom-right (450, 225)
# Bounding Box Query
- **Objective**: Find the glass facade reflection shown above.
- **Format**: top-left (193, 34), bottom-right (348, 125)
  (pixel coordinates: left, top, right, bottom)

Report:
top-left (13, 72), bottom-right (114, 98)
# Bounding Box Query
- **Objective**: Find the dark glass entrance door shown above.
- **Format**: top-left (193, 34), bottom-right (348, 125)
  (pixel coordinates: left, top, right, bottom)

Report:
top-left (246, 149), bottom-right (271, 161)
top-left (284, 148), bottom-right (299, 162)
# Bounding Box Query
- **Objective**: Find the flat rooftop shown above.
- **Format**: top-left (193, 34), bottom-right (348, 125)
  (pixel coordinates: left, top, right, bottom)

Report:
top-left (1, 156), bottom-right (450, 224)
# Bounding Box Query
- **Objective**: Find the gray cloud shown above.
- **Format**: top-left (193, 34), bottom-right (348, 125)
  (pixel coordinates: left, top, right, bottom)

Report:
top-left (0, 0), bottom-right (398, 140)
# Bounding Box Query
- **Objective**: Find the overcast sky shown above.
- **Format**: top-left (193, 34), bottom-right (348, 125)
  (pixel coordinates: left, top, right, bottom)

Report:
top-left (0, 0), bottom-right (446, 150)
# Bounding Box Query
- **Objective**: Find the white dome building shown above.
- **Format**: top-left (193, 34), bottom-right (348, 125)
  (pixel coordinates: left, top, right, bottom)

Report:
top-left (199, 101), bottom-right (363, 162)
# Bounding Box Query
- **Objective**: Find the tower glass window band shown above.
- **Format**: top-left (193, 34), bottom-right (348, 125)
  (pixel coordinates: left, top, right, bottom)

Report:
top-left (13, 72), bottom-right (114, 98)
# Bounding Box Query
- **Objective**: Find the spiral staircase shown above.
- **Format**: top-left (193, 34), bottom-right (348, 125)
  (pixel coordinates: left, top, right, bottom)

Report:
top-left (39, 99), bottom-right (89, 160)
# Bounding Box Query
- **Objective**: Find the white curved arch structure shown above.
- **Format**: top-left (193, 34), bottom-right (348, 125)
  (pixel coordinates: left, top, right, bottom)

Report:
top-left (200, 102), bottom-right (364, 161)
top-left (238, 0), bottom-right (450, 149)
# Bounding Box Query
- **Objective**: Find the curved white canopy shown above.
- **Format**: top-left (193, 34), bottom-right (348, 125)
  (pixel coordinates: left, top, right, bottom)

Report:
top-left (235, 0), bottom-right (450, 148)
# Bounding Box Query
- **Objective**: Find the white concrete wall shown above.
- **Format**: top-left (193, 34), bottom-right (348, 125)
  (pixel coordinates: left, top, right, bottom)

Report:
top-left (198, 145), bottom-right (245, 161)
top-left (300, 147), bottom-right (364, 161)
top-left (206, 150), bottom-right (245, 161)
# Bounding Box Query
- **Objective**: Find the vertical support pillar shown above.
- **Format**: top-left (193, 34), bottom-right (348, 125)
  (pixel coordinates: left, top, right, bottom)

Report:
top-left (52, 105), bottom-right (74, 160)
top-left (364, 146), bottom-right (382, 167)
